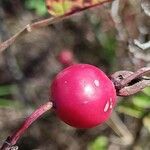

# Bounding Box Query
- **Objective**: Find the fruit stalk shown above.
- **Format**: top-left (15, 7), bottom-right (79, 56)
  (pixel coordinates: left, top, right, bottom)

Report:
top-left (0, 102), bottom-right (53, 150)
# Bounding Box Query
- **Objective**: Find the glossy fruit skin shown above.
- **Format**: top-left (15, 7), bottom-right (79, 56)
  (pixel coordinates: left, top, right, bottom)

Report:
top-left (51, 64), bottom-right (116, 128)
top-left (58, 50), bottom-right (74, 66)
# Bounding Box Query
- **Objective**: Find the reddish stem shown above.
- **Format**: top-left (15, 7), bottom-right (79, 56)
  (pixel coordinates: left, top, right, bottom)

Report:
top-left (111, 67), bottom-right (150, 96)
top-left (0, 102), bottom-right (53, 150)
top-left (120, 67), bottom-right (150, 87)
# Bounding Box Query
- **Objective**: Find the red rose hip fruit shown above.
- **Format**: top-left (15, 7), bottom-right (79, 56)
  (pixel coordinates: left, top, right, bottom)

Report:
top-left (51, 64), bottom-right (116, 128)
top-left (58, 49), bottom-right (74, 66)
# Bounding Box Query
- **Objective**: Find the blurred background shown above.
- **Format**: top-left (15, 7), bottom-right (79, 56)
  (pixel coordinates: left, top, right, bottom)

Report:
top-left (0, 0), bottom-right (150, 149)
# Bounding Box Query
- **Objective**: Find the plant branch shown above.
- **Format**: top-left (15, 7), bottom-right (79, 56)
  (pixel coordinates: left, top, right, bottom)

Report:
top-left (120, 67), bottom-right (150, 87)
top-left (0, 102), bottom-right (53, 150)
top-left (0, 0), bottom-right (113, 53)
top-left (0, 16), bottom-right (64, 53)
top-left (111, 67), bottom-right (150, 96)
top-left (118, 78), bottom-right (150, 96)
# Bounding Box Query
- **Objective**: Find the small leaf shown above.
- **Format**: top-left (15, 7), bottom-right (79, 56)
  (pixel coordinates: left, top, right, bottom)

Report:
top-left (0, 85), bottom-right (16, 96)
top-left (88, 136), bottom-right (108, 150)
top-left (0, 99), bottom-right (21, 108)
top-left (45, 0), bottom-right (111, 16)
top-left (132, 94), bottom-right (150, 109)
top-left (117, 104), bottom-right (144, 118)
top-left (25, 0), bottom-right (47, 16)
top-left (142, 87), bottom-right (150, 96)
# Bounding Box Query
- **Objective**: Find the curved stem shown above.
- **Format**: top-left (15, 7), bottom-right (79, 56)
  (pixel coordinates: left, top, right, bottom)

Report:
top-left (110, 67), bottom-right (150, 96)
top-left (0, 101), bottom-right (53, 150)
top-left (118, 79), bottom-right (150, 96)
top-left (120, 67), bottom-right (150, 87)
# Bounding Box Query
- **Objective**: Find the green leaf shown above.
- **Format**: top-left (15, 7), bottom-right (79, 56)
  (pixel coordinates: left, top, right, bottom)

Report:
top-left (0, 85), bottom-right (16, 96)
top-left (25, 0), bottom-right (47, 16)
top-left (132, 94), bottom-right (150, 109)
top-left (142, 87), bottom-right (150, 96)
top-left (0, 99), bottom-right (21, 108)
top-left (88, 136), bottom-right (108, 150)
top-left (46, 0), bottom-right (112, 16)
top-left (117, 104), bottom-right (144, 118)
